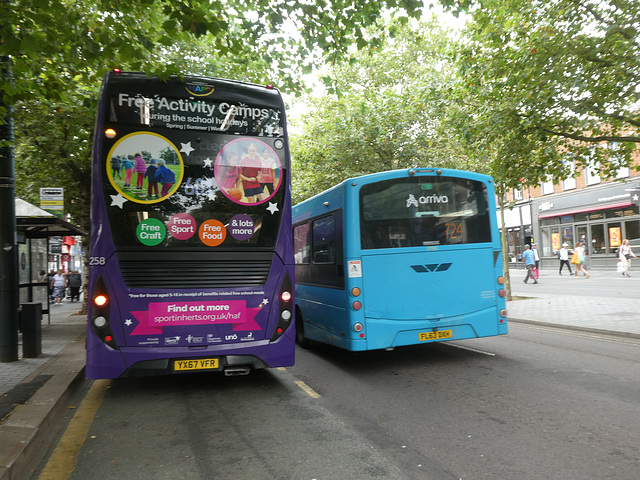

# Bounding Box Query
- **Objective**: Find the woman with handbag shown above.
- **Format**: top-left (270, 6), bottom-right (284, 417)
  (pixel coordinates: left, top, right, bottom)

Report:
top-left (573, 242), bottom-right (590, 279)
top-left (618, 239), bottom-right (637, 277)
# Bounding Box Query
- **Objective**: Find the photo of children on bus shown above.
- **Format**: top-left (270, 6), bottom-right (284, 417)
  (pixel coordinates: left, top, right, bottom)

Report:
top-left (214, 138), bottom-right (281, 205)
top-left (107, 133), bottom-right (183, 203)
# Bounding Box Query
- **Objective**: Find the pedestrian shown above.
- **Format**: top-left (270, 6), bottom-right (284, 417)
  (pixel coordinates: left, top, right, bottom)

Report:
top-left (522, 244), bottom-right (538, 284)
top-left (618, 239), bottom-right (637, 277)
top-left (532, 243), bottom-right (540, 270)
top-left (573, 242), bottom-right (590, 279)
top-left (558, 243), bottom-right (573, 275)
top-left (50, 269), bottom-right (67, 304)
top-left (67, 270), bottom-right (82, 302)
top-left (47, 269), bottom-right (56, 301)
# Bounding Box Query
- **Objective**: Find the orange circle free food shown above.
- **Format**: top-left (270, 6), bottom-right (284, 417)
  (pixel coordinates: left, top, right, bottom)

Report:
top-left (199, 219), bottom-right (227, 247)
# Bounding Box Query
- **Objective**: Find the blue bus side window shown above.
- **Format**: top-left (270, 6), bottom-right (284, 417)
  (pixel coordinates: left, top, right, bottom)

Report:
top-left (313, 215), bottom-right (336, 264)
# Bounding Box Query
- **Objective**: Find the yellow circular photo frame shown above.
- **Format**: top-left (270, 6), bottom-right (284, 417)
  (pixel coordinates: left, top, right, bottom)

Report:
top-left (106, 132), bottom-right (184, 204)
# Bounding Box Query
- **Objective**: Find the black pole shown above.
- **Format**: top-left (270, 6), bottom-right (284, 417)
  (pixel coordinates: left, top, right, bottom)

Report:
top-left (0, 48), bottom-right (19, 361)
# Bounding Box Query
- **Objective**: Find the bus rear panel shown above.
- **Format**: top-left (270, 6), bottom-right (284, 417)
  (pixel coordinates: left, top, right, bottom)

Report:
top-left (293, 168), bottom-right (507, 351)
top-left (87, 71), bottom-right (295, 378)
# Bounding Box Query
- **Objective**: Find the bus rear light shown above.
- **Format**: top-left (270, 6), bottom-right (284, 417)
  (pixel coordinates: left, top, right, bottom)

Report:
top-left (94, 294), bottom-right (108, 307)
top-left (353, 323), bottom-right (364, 333)
top-left (271, 272), bottom-right (294, 342)
top-left (500, 309), bottom-right (507, 317)
top-left (498, 289), bottom-right (506, 298)
top-left (351, 287), bottom-right (361, 297)
top-left (497, 276), bottom-right (505, 285)
top-left (105, 128), bottom-right (117, 139)
top-left (91, 275), bottom-right (119, 350)
top-left (93, 316), bottom-right (108, 328)
top-left (352, 301), bottom-right (362, 311)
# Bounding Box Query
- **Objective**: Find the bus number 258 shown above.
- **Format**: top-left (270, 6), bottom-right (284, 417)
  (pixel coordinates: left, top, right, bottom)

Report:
top-left (89, 256), bottom-right (106, 266)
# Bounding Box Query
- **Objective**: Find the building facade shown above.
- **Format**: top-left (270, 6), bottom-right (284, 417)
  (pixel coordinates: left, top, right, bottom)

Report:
top-left (501, 161), bottom-right (640, 270)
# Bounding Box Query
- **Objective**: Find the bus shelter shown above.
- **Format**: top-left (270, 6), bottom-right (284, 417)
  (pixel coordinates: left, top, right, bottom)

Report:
top-left (15, 198), bottom-right (86, 321)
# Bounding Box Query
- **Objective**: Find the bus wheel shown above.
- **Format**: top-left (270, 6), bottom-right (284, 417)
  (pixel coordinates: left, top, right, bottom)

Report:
top-left (295, 307), bottom-right (310, 348)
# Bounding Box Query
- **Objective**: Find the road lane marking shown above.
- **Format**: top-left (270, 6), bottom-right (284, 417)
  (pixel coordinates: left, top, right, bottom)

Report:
top-left (295, 381), bottom-right (321, 398)
top-left (445, 343), bottom-right (497, 356)
top-left (38, 379), bottom-right (111, 480)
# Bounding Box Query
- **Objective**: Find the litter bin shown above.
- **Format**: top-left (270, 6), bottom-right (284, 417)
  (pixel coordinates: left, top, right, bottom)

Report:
top-left (21, 302), bottom-right (42, 358)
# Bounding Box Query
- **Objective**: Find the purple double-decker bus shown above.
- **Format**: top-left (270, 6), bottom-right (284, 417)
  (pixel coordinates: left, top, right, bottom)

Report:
top-left (87, 71), bottom-right (294, 379)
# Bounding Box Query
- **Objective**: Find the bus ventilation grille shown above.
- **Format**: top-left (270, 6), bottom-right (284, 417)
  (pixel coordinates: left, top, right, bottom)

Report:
top-left (116, 251), bottom-right (273, 289)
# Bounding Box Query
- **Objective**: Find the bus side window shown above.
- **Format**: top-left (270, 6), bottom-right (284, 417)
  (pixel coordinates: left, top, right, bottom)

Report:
top-left (313, 215), bottom-right (336, 264)
top-left (294, 223), bottom-right (311, 264)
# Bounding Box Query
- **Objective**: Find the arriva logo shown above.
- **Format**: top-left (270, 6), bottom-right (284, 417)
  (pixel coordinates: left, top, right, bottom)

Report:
top-left (411, 263), bottom-right (452, 273)
top-left (406, 194), bottom-right (449, 208)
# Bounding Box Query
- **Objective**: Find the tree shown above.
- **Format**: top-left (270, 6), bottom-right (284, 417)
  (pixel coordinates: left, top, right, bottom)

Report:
top-left (290, 17), bottom-right (468, 202)
top-left (442, 0), bottom-right (640, 188)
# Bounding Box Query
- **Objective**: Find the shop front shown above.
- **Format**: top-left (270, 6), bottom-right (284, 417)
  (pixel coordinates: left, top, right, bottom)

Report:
top-left (533, 182), bottom-right (640, 270)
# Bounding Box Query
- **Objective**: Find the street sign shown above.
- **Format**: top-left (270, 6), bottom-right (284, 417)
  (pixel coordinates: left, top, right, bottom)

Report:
top-left (39, 187), bottom-right (64, 217)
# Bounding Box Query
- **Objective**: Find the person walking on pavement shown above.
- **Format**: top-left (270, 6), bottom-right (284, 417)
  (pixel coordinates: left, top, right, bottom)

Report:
top-left (558, 243), bottom-right (573, 275)
top-left (618, 238), bottom-right (637, 277)
top-left (67, 270), bottom-right (82, 302)
top-left (574, 242), bottom-right (590, 279)
top-left (50, 269), bottom-right (67, 304)
top-left (532, 243), bottom-right (540, 270)
top-left (522, 244), bottom-right (538, 284)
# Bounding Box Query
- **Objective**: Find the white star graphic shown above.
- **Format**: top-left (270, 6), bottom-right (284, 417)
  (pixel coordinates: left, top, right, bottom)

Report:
top-left (180, 142), bottom-right (195, 155)
top-left (633, 194), bottom-right (639, 202)
top-left (203, 157), bottom-right (213, 168)
top-left (125, 319), bottom-right (132, 327)
top-left (262, 298), bottom-right (269, 305)
top-left (110, 194), bottom-right (127, 209)
top-left (266, 202), bottom-right (279, 214)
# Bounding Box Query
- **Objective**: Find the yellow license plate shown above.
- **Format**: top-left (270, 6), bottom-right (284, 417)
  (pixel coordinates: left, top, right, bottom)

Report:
top-left (418, 330), bottom-right (453, 341)
top-left (174, 358), bottom-right (219, 371)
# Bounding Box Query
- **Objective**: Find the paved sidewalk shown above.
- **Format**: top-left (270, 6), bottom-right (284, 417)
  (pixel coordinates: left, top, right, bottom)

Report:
top-left (1, 300), bottom-right (85, 480)
top-left (507, 265), bottom-right (640, 338)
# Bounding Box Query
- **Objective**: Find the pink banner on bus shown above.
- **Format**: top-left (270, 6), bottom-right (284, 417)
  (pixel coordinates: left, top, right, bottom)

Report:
top-left (130, 300), bottom-right (263, 335)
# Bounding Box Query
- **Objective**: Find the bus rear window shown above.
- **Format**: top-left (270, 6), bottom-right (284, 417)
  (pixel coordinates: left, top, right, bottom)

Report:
top-left (360, 176), bottom-right (491, 249)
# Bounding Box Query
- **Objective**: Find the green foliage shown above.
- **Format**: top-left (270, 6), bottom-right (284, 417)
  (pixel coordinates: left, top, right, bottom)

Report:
top-left (442, 0), bottom-right (640, 188)
top-left (291, 17), bottom-right (470, 203)
top-left (2, 0), bottom-right (424, 226)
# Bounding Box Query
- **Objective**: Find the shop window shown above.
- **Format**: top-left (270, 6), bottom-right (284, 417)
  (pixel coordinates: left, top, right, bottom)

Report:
top-left (626, 220), bottom-right (640, 247)
top-left (590, 224), bottom-right (604, 254)
top-left (561, 226), bottom-right (574, 249)
top-left (540, 217), bottom-right (559, 226)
